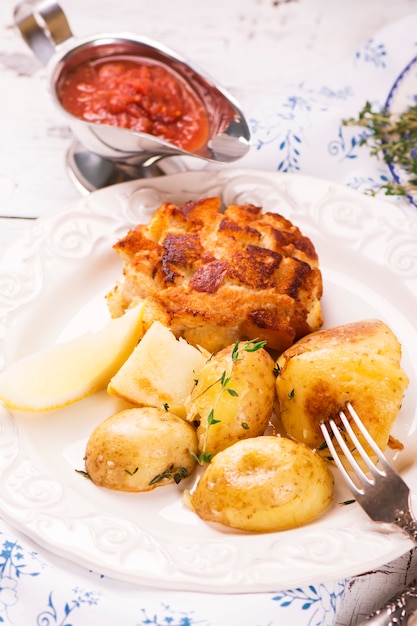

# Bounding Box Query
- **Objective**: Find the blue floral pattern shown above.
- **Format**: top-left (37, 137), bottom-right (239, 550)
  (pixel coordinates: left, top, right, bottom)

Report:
top-left (35, 589), bottom-right (101, 625)
top-left (273, 583), bottom-right (346, 626)
top-left (327, 124), bottom-right (359, 161)
top-left (248, 76), bottom-right (373, 176)
top-left (0, 536), bottom-right (42, 624)
top-left (243, 29), bottom-right (399, 196)
top-left (137, 605), bottom-right (210, 626)
top-left (355, 39), bottom-right (387, 68)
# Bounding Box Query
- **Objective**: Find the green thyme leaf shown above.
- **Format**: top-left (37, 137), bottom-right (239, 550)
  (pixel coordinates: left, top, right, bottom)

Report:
top-left (75, 469), bottom-right (90, 479)
top-left (190, 450), bottom-right (213, 466)
top-left (207, 409), bottom-right (221, 426)
top-left (149, 471), bottom-right (170, 485)
top-left (149, 466), bottom-right (189, 486)
top-left (220, 371), bottom-right (231, 387)
top-left (243, 339), bottom-right (267, 352)
top-left (125, 467), bottom-right (139, 476)
top-left (343, 101), bottom-right (417, 196)
top-left (173, 467), bottom-right (189, 484)
top-left (199, 451), bottom-right (213, 464)
top-left (231, 340), bottom-right (240, 362)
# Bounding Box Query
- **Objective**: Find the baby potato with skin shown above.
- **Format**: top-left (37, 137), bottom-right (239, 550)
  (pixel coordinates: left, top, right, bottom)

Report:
top-left (186, 340), bottom-right (276, 458)
top-left (191, 436), bottom-right (333, 532)
top-left (85, 407), bottom-right (198, 492)
top-left (275, 319), bottom-right (409, 452)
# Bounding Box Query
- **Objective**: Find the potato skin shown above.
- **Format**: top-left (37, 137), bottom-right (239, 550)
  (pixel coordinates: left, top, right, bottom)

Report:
top-left (186, 341), bottom-right (276, 458)
top-left (85, 407), bottom-right (198, 492)
top-left (275, 319), bottom-right (409, 451)
top-left (191, 436), bottom-right (333, 532)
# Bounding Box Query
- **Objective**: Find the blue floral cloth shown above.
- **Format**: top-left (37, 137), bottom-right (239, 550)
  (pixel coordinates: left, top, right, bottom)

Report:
top-left (237, 12), bottom-right (417, 202)
top-left (2, 11), bottom-right (417, 626)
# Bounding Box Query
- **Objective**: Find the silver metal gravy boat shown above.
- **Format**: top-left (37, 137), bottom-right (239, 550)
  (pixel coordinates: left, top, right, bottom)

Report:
top-left (14, 1), bottom-right (251, 189)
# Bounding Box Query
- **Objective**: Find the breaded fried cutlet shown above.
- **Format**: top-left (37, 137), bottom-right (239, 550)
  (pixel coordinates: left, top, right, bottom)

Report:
top-left (106, 196), bottom-right (323, 353)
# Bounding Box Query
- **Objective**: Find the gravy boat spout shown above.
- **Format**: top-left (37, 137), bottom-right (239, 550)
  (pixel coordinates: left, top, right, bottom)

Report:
top-left (14, 0), bottom-right (251, 182)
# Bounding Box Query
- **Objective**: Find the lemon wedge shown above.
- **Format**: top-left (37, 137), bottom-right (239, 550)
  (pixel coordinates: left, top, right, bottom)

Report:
top-left (0, 304), bottom-right (145, 411)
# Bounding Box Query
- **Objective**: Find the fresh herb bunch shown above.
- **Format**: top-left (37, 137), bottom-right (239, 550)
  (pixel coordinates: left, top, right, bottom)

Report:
top-left (343, 100), bottom-right (417, 196)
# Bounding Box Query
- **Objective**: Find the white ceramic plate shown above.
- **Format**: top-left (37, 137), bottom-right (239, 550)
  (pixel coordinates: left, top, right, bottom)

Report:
top-left (385, 55), bottom-right (417, 206)
top-left (0, 169), bottom-right (417, 594)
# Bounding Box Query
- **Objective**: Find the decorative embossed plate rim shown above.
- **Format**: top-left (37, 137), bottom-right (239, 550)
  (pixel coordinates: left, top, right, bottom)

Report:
top-left (0, 169), bottom-right (417, 594)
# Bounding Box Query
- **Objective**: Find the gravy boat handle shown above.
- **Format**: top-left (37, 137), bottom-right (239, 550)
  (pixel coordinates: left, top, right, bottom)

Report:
top-left (14, 0), bottom-right (73, 64)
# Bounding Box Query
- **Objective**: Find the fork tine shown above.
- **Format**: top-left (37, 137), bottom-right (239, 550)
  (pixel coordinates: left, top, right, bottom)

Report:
top-left (320, 401), bottom-right (393, 494)
top-left (336, 409), bottom-right (382, 478)
top-left (320, 420), bottom-right (363, 496)
top-left (344, 402), bottom-right (392, 474)
top-left (321, 403), bottom-right (417, 543)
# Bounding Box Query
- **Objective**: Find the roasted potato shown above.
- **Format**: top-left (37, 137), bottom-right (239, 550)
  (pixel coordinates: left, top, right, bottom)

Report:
top-left (108, 321), bottom-right (206, 418)
top-left (85, 407), bottom-right (198, 492)
top-left (275, 319), bottom-right (409, 452)
top-left (190, 436), bottom-right (333, 532)
top-left (186, 340), bottom-right (276, 458)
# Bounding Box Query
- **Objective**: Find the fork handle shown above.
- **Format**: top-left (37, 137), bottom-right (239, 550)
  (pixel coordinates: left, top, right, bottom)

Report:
top-left (395, 509), bottom-right (417, 544)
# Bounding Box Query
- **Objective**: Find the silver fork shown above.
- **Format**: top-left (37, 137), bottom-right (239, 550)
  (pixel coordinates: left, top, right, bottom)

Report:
top-left (320, 402), bottom-right (417, 543)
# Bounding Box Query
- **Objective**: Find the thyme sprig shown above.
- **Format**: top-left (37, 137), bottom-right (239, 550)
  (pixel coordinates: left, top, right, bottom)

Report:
top-left (191, 339), bottom-right (266, 466)
top-left (149, 466), bottom-right (189, 486)
top-left (343, 101), bottom-right (417, 196)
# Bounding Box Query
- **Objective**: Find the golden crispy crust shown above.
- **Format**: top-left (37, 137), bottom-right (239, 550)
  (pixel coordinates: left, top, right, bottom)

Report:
top-left (106, 197), bottom-right (323, 353)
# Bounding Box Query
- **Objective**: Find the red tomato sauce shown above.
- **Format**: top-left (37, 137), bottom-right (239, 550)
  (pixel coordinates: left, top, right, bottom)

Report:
top-left (57, 56), bottom-right (210, 152)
